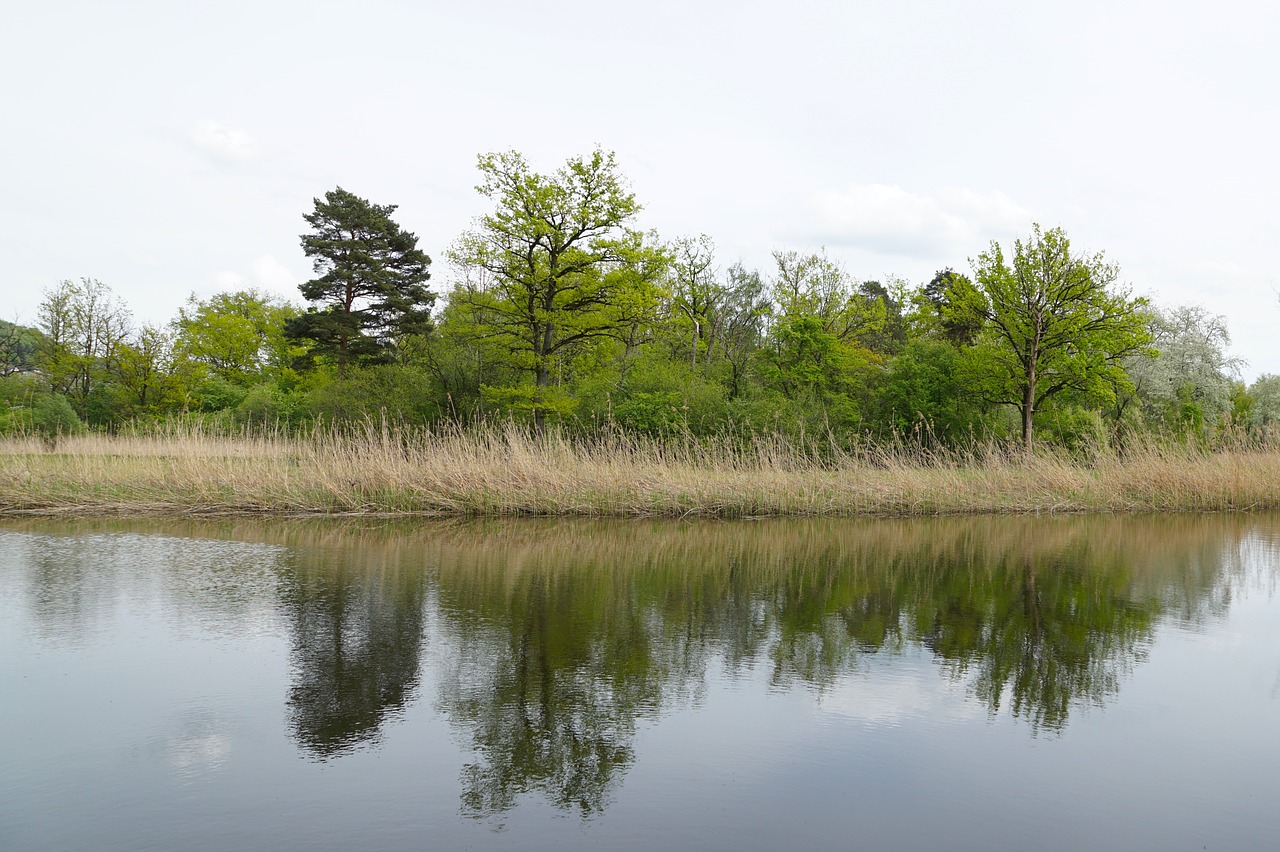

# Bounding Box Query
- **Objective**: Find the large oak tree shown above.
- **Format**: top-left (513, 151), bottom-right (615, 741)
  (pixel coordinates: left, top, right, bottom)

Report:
top-left (966, 225), bottom-right (1152, 450)
top-left (447, 149), bottom-right (666, 429)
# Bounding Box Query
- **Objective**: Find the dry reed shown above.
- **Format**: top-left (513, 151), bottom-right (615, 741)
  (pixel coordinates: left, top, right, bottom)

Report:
top-left (2, 420), bottom-right (1278, 517)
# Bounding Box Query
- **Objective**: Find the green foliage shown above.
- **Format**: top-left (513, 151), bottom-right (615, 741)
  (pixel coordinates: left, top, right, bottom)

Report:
top-left (287, 187), bottom-right (434, 374)
top-left (193, 376), bottom-right (250, 412)
top-left (969, 225), bottom-right (1153, 449)
top-left (0, 319), bottom-right (44, 377)
top-left (448, 149), bottom-right (668, 429)
top-left (26, 393), bottom-right (84, 441)
top-left (869, 339), bottom-right (990, 442)
top-left (610, 391), bottom-right (688, 435)
top-left (1228, 381), bottom-right (1254, 427)
top-left (304, 365), bottom-right (444, 424)
top-left (233, 382), bottom-right (308, 425)
top-left (479, 383), bottom-right (578, 426)
top-left (857, 280), bottom-right (908, 354)
top-left (37, 278), bottom-right (132, 417)
top-left (173, 289), bottom-right (300, 387)
top-left (922, 268), bottom-right (986, 346)
top-left (751, 250), bottom-right (891, 432)
top-left (1246, 374), bottom-right (1280, 437)
top-left (577, 348), bottom-right (730, 435)
top-left (770, 249), bottom-right (886, 344)
top-left (1036, 405), bottom-right (1110, 455)
top-left (0, 375), bottom-right (34, 434)
top-left (759, 314), bottom-right (876, 432)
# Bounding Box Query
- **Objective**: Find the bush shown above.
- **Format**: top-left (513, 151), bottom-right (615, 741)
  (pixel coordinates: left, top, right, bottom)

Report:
top-left (304, 365), bottom-right (443, 424)
top-left (29, 391), bottom-right (84, 445)
top-left (236, 382), bottom-right (307, 425)
top-left (1037, 406), bottom-right (1109, 456)
top-left (611, 391), bottom-right (689, 435)
top-left (868, 339), bottom-right (992, 444)
top-left (194, 376), bottom-right (249, 412)
top-left (576, 351), bottom-right (730, 435)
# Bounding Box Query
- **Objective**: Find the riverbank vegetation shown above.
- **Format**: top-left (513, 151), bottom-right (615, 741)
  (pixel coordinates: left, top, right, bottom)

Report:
top-left (3, 147), bottom-right (1279, 517)
top-left (2, 421), bottom-right (1278, 517)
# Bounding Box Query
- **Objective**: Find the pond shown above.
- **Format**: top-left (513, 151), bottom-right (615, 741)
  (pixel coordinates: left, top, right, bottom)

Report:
top-left (2, 513), bottom-right (1279, 850)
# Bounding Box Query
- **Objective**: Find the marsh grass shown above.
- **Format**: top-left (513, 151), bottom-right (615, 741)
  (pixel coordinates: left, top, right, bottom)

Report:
top-left (2, 419), bottom-right (1278, 517)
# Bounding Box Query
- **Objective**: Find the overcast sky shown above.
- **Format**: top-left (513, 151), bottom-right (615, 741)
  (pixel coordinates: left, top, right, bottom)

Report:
top-left (4, 0), bottom-right (1277, 379)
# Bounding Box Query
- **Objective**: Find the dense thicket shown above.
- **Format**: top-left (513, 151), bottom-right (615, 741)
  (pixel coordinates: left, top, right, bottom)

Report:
top-left (3, 151), bottom-right (1277, 449)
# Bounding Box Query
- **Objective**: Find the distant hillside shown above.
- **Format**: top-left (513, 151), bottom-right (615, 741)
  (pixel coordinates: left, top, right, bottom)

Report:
top-left (0, 319), bottom-right (45, 376)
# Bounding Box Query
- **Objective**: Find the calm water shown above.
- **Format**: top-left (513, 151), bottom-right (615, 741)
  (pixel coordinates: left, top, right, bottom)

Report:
top-left (2, 514), bottom-right (1279, 850)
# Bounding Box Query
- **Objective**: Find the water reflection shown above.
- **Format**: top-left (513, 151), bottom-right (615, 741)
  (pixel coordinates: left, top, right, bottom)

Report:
top-left (5, 512), bottom-right (1274, 820)
top-left (421, 514), bottom-right (1260, 815)
top-left (276, 543), bottom-right (429, 758)
top-left (438, 555), bottom-right (670, 816)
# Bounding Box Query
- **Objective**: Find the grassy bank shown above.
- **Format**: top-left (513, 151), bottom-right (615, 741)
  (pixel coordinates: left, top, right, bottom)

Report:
top-left (2, 423), bottom-right (1279, 517)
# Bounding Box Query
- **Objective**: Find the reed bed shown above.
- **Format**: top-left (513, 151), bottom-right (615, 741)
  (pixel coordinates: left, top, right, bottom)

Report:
top-left (2, 421), bottom-right (1278, 517)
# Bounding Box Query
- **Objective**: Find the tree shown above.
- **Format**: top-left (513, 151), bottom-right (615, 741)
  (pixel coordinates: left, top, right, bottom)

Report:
top-left (857, 279), bottom-right (907, 354)
top-left (1246, 374), bottom-right (1280, 437)
top-left (27, 393), bottom-right (83, 447)
top-left (114, 325), bottom-right (176, 417)
top-left (770, 249), bottom-right (885, 343)
top-left (922, 268), bottom-right (986, 346)
top-left (37, 278), bottom-right (132, 416)
top-left (173, 289), bottom-right (300, 387)
top-left (969, 225), bottom-right (1152, 450)
top-left (0, 320), bottom-right (43, 377)
top-left (717, 263), bottom-right (771, 399)
top-left (759, 250), bottom-right (884, 431)
top-left (1120, 305), bottom-right (1242, 434)
top-left (760, 312), bottom-right (875, 431)
top-left (869, 338), bottom-right (990, 443)
top-left (287, 188), bottom-right (433, 375)
top-left (667, 235), bottom-right (722, 366)
top-left (448, 149), bottom-right (666, 429)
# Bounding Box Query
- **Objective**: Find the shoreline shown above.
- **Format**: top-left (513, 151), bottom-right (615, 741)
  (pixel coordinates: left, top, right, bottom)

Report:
top-left (5, 429), bottom-right (1279, 520)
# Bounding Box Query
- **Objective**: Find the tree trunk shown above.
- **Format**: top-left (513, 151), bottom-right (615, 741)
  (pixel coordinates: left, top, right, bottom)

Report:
top-left (1022, 381), bottom-right (1035, 453)
top-left (533, 362), bottom-right (550, 434)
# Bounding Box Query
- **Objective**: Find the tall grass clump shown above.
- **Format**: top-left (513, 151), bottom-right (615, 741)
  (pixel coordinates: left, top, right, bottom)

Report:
top-left (2, 417), bottom-right (1279, 518)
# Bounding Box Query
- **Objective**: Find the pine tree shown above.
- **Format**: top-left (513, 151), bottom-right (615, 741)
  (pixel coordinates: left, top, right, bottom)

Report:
top-left (287, 187), bottom-right (433, 374)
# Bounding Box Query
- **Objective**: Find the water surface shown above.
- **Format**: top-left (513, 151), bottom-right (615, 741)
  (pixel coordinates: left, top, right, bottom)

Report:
top-left (2, 514), bottom-right (1278, 850)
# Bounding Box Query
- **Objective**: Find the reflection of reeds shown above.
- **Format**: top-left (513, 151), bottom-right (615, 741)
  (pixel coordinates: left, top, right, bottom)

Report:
top-left (3, 421), bottom-right (1280, 517)
top-left (12, 512), bottom-right (1272, 738)
top-left (10, 512), bottom-right (1268, 598)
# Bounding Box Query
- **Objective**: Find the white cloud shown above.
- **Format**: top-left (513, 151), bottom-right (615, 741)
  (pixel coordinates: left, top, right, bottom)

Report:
top-left (249, 255), bottom-right (297, 290)
top-left (168, 730), bottom-right (232, 776)
top-left (187, 119), bottom-right (259, 164)
top-left (816, 663), bottom-right (984, 728)
top-left (210, 269), bottom-right (245, 290)
top-left (206, 256), bottom-right (299, 298)
top-left (803, 184), bottom-right (1031, 260)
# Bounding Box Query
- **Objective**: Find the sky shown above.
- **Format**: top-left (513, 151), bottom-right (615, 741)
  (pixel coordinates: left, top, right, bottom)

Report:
top-left (3, 0), bottom-right (1278, 380)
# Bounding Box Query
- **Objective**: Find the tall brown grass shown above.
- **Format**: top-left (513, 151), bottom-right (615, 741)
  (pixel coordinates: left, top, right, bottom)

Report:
top-left (2, 419), bottom-right (1278, 517)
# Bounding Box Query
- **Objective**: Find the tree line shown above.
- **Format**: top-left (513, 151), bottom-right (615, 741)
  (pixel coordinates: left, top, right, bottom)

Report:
top-left (4, 148), bottom-right (1279, 450)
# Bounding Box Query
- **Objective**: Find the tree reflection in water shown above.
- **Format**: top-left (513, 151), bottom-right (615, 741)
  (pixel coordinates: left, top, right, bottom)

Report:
top-left (426, 514), bottom-right (1248, 816)
top-left (277, 543), bottom-right (428, 758)
top-left (23, 514), bottom-right (1253, 815)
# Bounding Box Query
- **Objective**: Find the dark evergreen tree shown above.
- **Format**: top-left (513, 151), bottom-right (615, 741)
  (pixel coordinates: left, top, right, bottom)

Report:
top-left (923, 268), bottom-right (985, 347)
top-left (287, 187), bottom-right (433, 374)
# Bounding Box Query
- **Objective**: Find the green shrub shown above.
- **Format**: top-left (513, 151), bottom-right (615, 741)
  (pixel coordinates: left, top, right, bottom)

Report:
top-left (36, 393), bottom-right (84, 436)
top-left (1037, 406), bottom-right (1109, 456)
